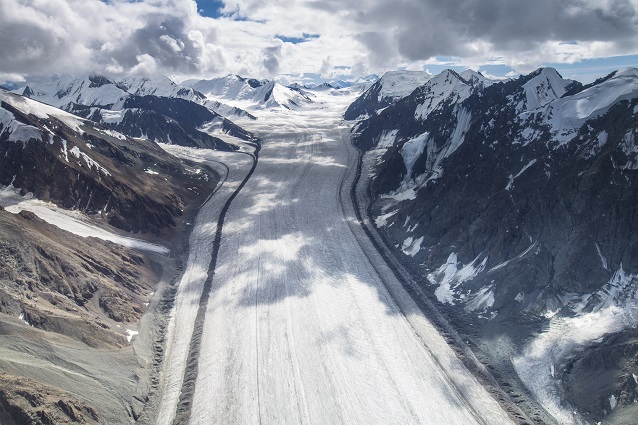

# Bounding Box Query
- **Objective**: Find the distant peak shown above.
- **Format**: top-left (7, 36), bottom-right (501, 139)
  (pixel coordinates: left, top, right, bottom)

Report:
top-left (246, 78), bottom-right (265, 88)
top-left (459, 69), bottom-right (484, 79)
top-left (88, 74), bottom-right (113, 88)
top-left (529, 67), bottom-right (563, 79)
top-left (613, 67), bottom-right (638, 79)
top-left (428, 69), bottom-right (464, 84)
top-left (22, 86), bottom-right (35, 97)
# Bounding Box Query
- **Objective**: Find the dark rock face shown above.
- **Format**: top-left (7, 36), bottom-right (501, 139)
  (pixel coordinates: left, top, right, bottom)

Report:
top-left (0, 373), bottom-right (100, 425)
top-left (344, 78), bottom-right (389, 120)
top-left (126, 96), bottom-right (255, 142)
top-left (355, 68), bottom-right (638, 313)
top-left (563, 330), bottom-right (638, 423)
top-left (70, 102), bottom-right (236, 151)
top-left (351, 67), bottom-right (638, 422)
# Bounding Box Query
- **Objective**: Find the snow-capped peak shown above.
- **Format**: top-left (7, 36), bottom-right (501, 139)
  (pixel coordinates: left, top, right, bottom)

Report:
top-left (185, 74), bottom-right (266, 102)
top-left (116, 75), bottom-right (205, 103)
top-left (543, 66), bottom-right (638, 144)
top-left (613, 67), bottom-right (638, 80)
top-left (413, 69), bottom-right (475, 121)
top-left (18, 73), bottom-right (208, 111)
top-left (1, 89), bottom-right (87, 133)
top-left (521, 67), bottom-right (572, 111)
top-left (18, 75), bottom-right (129, 109)
top-left (376, 70), bottom-right (433, 102)
top-left (186, 75), bottom-right (311, 110)
top-left (459, 70), bottom-right (497, 88)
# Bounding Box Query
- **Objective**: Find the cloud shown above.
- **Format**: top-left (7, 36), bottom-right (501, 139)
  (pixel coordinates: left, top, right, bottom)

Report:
top-left (263, 44), bottom-right (282, 74)
top-left (0, 0), bottom-right (637, 82)
top-left (108, 16), bottom-right (202, 74)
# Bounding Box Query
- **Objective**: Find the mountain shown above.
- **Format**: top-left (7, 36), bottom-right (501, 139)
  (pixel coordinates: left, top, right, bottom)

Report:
top-left (292, 81), bottom-right (354, 91)
top-left (0, 89), bottom-right (218, 234)
top-left (21, 74), bottom-right (207, 108)
top-left (0, 89), bottom-right (224, 422)
top-left (351, 67), bottom-right (638, 424)
top-left (187, 74), bottom-right (314, 109)
top-left (344, 70), bottom-right (434, 120)
top-left (19, 74), bottom-right (256, 149)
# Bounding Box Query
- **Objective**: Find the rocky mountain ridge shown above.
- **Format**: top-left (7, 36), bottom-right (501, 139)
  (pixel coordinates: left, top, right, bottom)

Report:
top-left (18, 74), bottom-right (257, 151)
top-left (0, 90), bottom-right (217, 235)
top-left (351, 66), bottom-right (638, 424)
top-left (185, 74), bottom-right (314, 110)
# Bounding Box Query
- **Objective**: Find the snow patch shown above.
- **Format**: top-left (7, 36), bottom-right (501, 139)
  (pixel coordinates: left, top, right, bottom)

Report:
top-left (618, 130), bottom-right (638, 170)
top-left (99, 109), bottom-right (126, 124)
top-left (375, 129), bottom-right (399, 150)
top-left (69, 146), bottom-right (111, 176)
top-left (488, 241), bottom-right (537, 272)
top-left (465, 286), bottom-right (495, 313)
top-left (610, 394), bottom-right (617, 410)
top-left (60, 139), bottom-right (69, 162)
top-left (375, 209), bottom-right (398, 227)
top-left (0, 185), bottom-right (169, 254)
top-left (126, 329), bottom-right (139, 343)
top-left (381, 187), bottom-right (417, 202)
top-left (400, 132), bottom-right (429, 180)
top-left (401, 236), bottom-right (424, 257)
top-left (402, 106), bottom-right (471, 193)
top-left (18, 313), bottom-right (32, 327)
top-left (585, 130), bottom-right (609, 158)
top-left (506, 159), bottom-right (537, 191)
top-left (595, 242), bottom-right (609, 270)
top-left (427, 253), bottom-right (487, 304)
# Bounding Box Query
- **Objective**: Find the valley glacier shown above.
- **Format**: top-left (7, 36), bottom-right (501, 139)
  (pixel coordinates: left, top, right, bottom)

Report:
top-left (152, 89), bottom-right (514, 424)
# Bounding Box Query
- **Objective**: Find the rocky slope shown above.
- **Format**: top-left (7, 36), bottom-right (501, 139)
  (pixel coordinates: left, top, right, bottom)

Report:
top-left (0, 89), bottom-right (223, 423)
top-left (351, 67), bottom-right (638, 424)
top-left (0, 372), bottom-right (100, 425)
top-left (1, 89), bottom-right (218, 235)
top-left (0, 208), bottom-right (157, 345)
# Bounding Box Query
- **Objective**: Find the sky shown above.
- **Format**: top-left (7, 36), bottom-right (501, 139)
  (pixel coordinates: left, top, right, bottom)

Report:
top-left (1, 0), bottom-right (637, 84)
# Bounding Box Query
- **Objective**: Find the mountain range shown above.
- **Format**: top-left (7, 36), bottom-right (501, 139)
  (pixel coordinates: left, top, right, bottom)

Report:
top-left (0, 66), bottom-right (637, 424)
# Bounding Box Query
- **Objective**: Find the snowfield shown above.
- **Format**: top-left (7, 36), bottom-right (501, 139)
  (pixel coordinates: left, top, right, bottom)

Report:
top-left (0, 185), bottom-right (169, 254)
top-left (156, 90), bottom-right (513, 424)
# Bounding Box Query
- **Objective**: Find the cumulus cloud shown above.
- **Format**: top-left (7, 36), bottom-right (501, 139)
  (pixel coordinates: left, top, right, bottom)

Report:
top-left (0, 0), bottom-right (637, 82)
top-left (342, 0), bottom-right (638, 69)
top-left (108, 16), bottom-right (202, 74)
top-left (263, 44), bottom-right (282, 74)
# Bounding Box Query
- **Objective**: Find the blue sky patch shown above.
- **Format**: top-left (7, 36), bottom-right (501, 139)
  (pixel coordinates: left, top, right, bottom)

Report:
top-left (275, 34), bottom-right (320, 44)
top-left (196, 0), bottom-right (225, 18)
